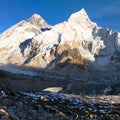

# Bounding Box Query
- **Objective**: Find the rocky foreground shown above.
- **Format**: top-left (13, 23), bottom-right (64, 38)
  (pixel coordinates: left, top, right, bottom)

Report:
top-left (0, 88), bottom-right (120, 120)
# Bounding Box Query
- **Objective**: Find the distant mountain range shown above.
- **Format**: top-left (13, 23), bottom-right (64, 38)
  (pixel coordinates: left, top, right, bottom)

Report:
top-left (0, 8), bottom-right (120, 75)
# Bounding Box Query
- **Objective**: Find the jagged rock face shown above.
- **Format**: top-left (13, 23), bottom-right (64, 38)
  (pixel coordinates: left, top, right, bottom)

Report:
top-left (0, 9), bottom-right (120, 72)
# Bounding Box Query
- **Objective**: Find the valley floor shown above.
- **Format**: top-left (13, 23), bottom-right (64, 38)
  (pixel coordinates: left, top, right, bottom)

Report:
top-left (0, 88), bottom-right (120, 120)
top-left (0, 66), bottom-right (120, 120)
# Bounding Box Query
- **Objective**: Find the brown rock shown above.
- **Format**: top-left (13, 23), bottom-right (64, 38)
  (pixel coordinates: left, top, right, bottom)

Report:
top-left (0, 109), bottom-right (9, 119)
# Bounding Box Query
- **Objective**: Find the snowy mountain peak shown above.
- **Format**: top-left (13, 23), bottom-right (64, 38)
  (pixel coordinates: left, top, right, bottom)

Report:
top-left (69, 8), bottom-right (88, 20)
top-left (71, 8), bottom-right (87, 16)
top-left (27, 13), bottom-right (45, 23)
top-left (80, 8), bottom-right (87, 13)
top-left (68, 8), bottom-right (97, 28)
top-left (26, 13), bottom-right (51, 29)
top-left (31, 13), bottom-right (42, 19)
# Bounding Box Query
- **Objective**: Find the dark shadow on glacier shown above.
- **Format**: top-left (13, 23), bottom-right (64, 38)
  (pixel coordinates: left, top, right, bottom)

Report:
top-left (20, 38), bottom-right (32, 55)
top-left (41, 27), bottom-right (51, 32)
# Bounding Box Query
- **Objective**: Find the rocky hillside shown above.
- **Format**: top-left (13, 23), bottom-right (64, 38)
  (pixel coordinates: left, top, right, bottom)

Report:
top-left (0, 88), bottom-right (120, 120)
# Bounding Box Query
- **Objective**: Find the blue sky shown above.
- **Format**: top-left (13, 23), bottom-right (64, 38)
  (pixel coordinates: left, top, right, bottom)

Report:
top-left (0, 0), bottom-right (120, 33)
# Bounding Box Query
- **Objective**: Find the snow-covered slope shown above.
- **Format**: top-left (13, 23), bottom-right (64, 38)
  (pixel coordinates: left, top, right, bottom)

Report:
top-left (0, 14), bottom-right (51, 65)
top-left (0, 8), bottom-right (120, 73)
